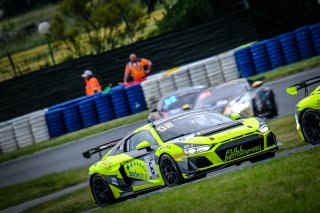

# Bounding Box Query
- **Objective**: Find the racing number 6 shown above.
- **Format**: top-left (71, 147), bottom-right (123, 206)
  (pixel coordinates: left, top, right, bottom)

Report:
top-left (149, 161), bottom-right (155, 174)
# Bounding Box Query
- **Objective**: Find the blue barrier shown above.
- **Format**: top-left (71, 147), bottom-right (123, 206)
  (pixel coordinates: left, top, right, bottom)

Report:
top-left (280, 32), bottom-right (301, 64)
top-left (45, 109), bottom-right (66, 137)
top-left (250, 42), bottom-right (271, 74)
top-left (93, 94), bottom-right (114, 123)
top-left (310, 23), bottom-right (320, 55)
top-left (125, 84), bottom-right (147, 114)
top-left (78, 99), bottom-right (99, 128)
top-left (63, 104), bottom-right (82, 133)
top-left (295, 26), bottom-right (315, 60)
top-left (234, 47), bottom-right (256, 77)
top-left (110, 86), bottom-right (131, 118)
top-left (265, 36), bottom-right (286, 69)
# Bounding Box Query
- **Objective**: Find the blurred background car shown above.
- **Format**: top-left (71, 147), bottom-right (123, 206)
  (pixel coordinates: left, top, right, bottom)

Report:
top-left (148, 86), bottom-right (206, 122)
top-left (194, 78), bottom-right (278, 119)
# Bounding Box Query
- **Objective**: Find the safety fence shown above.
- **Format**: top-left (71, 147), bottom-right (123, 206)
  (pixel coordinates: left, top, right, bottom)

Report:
top-left (1, 22), bottom-right (320, 153)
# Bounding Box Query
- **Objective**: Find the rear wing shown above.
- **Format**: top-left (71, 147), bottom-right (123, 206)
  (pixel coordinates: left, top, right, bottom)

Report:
top-left (82, 139), bottom-right (121, 159)
top-left (286, 76), bottom-right (320, 97)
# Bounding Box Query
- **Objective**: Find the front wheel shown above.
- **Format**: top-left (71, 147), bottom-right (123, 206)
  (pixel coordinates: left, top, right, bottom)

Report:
top-left (159, 154), bottom-right (182, 187)
top-left (302, 110), bottom-right (320, 144)
top-left (91, 174), bottom-right (115, 207)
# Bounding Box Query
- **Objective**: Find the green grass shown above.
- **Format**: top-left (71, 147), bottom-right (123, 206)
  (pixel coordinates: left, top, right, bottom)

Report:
top-left (23, 144), bottom-right (320, 213)
top-left (267, 115), bottom-right (306, 150)
top-left (249, 56), bottom-right (320, 82)
top-left (0, 111), bottom-right (149, 164)
top-left (0, 167), bottom-right (88, 210)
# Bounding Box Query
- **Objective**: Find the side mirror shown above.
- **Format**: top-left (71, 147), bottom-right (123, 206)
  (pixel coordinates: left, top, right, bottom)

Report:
top-left (136, 141), bottom-right (151, 150)
top-left (252, 80), bottom-right (264, 88)
top-left (182, 104), bottom-right (191, 111)
top-left (286, 86), bottom-right (297, 95)
top-left (230, 113), bottom-right (241, 120)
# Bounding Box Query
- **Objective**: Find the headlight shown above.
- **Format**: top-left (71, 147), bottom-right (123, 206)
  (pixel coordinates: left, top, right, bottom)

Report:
top-left (184, 145), bottom-right (211, 155)
top-left (258, 124), bottom-right (270, 133)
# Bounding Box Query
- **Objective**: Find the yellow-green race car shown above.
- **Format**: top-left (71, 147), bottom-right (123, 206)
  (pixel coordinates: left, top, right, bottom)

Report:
top-left (287, 76), bottom-right (320, 144)
top-left (83, 110), bottom-right (278, 207)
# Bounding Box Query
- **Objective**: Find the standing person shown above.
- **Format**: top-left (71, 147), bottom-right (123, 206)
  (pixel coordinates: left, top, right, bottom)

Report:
top-left (81, 70), bottom-right (102, 96)
top-left (123, 53), bottom-right (152, 85)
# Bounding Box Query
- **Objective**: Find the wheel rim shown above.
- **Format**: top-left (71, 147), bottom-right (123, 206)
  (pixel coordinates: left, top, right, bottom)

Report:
top-left (92, 176), bottom-right (108, 205)
top-left (160, 156), bottom-right (179, 186)
top-left (303, 112), bottom-right (320, 144)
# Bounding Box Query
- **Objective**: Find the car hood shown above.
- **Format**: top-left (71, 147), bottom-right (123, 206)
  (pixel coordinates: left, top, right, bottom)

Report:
top-left (170, 117), bottom-right (261, 145)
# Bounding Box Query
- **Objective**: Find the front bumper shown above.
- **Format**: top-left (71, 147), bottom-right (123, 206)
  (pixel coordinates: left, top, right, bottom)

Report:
top-left (177, 132), bottom-right (278, 178)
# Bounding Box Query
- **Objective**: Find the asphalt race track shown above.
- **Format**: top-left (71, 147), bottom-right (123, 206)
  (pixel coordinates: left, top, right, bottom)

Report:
top-left (0, 68), bottom-right (319, 187)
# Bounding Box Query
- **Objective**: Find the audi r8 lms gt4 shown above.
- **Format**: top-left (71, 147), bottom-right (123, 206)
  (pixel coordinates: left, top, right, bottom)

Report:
top-left (83, 110), bottom-right (278, 207)
top-left (287, 76), bottom-right (320, 144)
top-left (148, 86), bottom-right (206, 122)
top-left (194, 78), bottom-right (278, 118)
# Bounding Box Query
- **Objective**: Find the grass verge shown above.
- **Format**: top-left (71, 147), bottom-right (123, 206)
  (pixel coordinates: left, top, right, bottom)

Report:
top-left (267, 115), bottom-right (306, 150)
top-left (23, 144), bottom-right (320, 213)
top-left (0, 167), bottom-right (88, 210)
top-left (249, 56), bottom-right (320, 82)
top-left (0, 111), bottom-right (148, 164)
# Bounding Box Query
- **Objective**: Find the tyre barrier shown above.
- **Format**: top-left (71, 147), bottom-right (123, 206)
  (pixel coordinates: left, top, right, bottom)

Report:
top-left (173, 67), bottom-right (192, 89)
top-left (219, 50), bottom-right (240, 82)
top-left (250, 42), bottom-right (271, 74)
top-left (265, 36), bottom-right (286, 69)
top-left (0, 125), bottom-right (17, 153)
top-left (141, 76), bottom-right (161, 108)
top-left (310, 23), bottom-right (320, 55)
top-left (110, 86), bottom-right (131, 119)
top-left (79, 98), bottom-right (99, 128)
top-left (93, 94), bottom-right (114, 123)
top-left (188, 61), bottom-right (210, 87)
top-left (29, 111), bottom-right (50, 143)
top-left (48, 96), bottom-right (89, 111)
top-left (13, 118), bottom-right (34, 148)
top-left (159, 74), bottom-right (177, 96)
top-left (234, 47), bottom-right (256, 77)
top-left (125, 84), bottom-right (147, 114)
top-left (45, 109), bottom-right (66, 138)
top-left (280, 32), bottom-right (301, 64)
top-left (204, 56), bottom-right (225, 86)
top-left (63, 104), bottom-right (82, 133)
top-left (295, 26), bottom-right (315, 60)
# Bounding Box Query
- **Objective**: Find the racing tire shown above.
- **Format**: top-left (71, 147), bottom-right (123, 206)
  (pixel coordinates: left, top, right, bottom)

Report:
top-left (91, 174), bottom-right (115, 207)
top-left (159, 154), bottom-right (182, 187)
top-left (301, 110), bottom-right (320, 145)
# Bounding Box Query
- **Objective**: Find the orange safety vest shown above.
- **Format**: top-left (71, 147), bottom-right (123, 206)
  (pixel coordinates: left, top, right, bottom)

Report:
top-left (85, 77), bottom-right (102, 96)
top-left (125, 58), bottom-right (152, 81)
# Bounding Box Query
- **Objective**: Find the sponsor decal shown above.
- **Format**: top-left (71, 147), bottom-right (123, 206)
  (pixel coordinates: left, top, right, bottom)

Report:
top-left (173, 153), bottom-right (186, 159)
top-left (101, 160), bottom-right (112, 168)
top-left (225, 145), bottom-right (262, 161)
top-left (159, 144), bottom-right (171, 150)
top-left (129, 171), bottom-right (148, 179)
top-left (111, 177), bottom-right (118, 185)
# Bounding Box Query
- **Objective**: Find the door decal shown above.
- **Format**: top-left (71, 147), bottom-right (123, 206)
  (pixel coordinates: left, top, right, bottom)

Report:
top-left (144, 155), bottom-right (159, 180)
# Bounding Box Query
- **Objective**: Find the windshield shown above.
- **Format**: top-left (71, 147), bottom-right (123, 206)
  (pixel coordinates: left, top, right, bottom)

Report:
top-left (194, 83), bottom-right (248, 108)
top-left (155, 111), bottom-right (232, 142)
top-left (160, 91), bottom-right (202, 112)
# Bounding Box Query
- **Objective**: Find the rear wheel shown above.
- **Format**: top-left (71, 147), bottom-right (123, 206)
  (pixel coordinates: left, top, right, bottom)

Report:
top-left (160, 154), bottom-right (182, 187)
top-left (302, 110), bottom-right (320, 144)
top-left (91, 174), bottom-right (115, 207)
